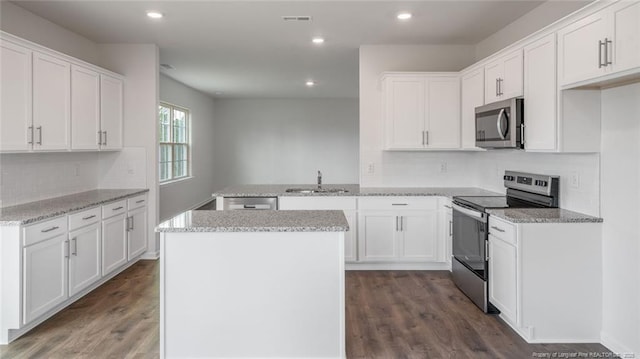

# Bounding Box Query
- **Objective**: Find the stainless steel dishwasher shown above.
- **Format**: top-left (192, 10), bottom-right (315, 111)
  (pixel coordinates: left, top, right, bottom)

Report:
top-left (222, 197), bottom-right (278, 210)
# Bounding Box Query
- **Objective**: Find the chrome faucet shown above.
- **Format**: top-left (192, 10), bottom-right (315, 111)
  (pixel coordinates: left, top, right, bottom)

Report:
top-left (317, 170), bottom-right (322, 188)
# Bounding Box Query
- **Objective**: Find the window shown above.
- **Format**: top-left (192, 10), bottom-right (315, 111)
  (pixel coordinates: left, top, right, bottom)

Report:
top-left (159, 103), bottom-right (190, 182)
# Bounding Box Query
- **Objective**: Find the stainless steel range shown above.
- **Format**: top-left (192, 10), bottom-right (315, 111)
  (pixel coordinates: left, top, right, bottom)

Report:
top-left (451, 171), bottom-right (559, 313)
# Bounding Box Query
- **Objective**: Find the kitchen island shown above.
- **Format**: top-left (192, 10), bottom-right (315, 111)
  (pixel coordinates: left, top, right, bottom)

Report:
top-left (156, 209), bottom-right (349, 359)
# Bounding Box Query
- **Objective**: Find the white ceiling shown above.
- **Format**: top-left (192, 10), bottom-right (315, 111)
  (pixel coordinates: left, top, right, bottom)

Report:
top-left (12, 0), bottom-right (555, 99)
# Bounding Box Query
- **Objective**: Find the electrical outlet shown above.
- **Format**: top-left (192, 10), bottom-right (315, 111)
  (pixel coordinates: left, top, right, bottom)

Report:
top-left (570, 171), bottom-right (580, 189)
top-left (440, 162), bottom-right (448, 173)
top-left (367, 163), bottom-right (375, 175)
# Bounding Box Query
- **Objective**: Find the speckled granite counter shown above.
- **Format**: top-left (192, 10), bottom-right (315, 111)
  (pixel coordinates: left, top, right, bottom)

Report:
top-left (213, 184), bottom-right (502, 198)
top-left (487, 208), bottom-right (603, 224)
top-left (0, 189), bottom-right (149, 225)
top-left (156, 210), bottom-right (349, 232)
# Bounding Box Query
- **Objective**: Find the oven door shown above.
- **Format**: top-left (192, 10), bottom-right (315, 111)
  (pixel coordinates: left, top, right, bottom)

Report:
top-left (452, 203), bottom-right (488, 280)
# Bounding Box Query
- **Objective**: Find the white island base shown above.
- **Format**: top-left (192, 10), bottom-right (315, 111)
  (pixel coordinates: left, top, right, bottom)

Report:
top-left (160, 229), bottom-right (345, 358)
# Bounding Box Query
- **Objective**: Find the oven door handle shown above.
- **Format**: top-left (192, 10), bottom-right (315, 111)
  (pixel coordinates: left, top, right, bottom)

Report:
top-left (452, 203), bottom-right (487, 222)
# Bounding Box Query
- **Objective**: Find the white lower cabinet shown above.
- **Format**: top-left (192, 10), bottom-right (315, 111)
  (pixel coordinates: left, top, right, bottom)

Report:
top-left (102, 213), bottom-right (128, 276)
top-left (358, 197), bottom-right (442, 263)
top-left (487, 216), bottom-right (602, 342)
top-left (277, 196), bottom-right (358, 262)
top-left (23, 232), bottom-right (68, 324)
top-left (488, 233), bottom-right (517, 324)
top-left (127, 206), bottom-right (148, 260)
top-left (68, 223), bottom-right (101, 297)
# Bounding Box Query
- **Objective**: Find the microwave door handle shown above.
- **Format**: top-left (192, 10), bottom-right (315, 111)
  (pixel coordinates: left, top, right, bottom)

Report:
top-left (496, 108), bottom-right (506, 140)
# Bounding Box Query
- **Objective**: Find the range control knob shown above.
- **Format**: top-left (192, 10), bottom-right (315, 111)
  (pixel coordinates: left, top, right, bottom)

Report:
top-left (503, 175), bottom-right (515, 181)
top-left (535, 180), bottom-right (548, 187)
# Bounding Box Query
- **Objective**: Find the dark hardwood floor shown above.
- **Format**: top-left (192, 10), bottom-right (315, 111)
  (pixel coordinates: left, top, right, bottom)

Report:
top-left (0, 261), bottom-right (609, 358)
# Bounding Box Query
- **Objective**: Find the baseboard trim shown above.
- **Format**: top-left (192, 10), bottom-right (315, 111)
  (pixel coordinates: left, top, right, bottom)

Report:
top-left (600, 331), bottom-right (637, 356)
top-left (140, 251), bottom-right (159, 260)
top-left (345, 262), bottom-right (451, 271)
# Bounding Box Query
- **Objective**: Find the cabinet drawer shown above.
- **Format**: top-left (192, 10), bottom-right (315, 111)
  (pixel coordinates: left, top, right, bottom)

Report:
top-left (358, 197), bottom-right (438, 211)
top-left (68, 207), bottom-right (100, 231)
top-left (278, 196), bottom-right (356, 210)
top-left (24, 217), bottom-right (68, 246)
top-left (102, 199), bottom-right (127, 219)
top-left (488, 216), bottom-right (517, 245)
top-left (127, 194), bottom-right (148, 210)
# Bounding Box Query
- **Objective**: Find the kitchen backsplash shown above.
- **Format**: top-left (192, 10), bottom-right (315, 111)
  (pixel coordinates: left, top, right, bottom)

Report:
top-left (0, 152), bottom-right (100, 207)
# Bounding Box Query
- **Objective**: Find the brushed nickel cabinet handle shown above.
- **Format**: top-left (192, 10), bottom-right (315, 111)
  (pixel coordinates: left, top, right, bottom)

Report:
top-left (41, 226), bottom-right (59, 233)
top-left (598, 40), bottom-right (605, 68)
top-left (82, 215), bottom-right (96, 220)
top-left (395, 216), bottom-right (399, 231)
top-left (98, 130), bottom-right (102, 145)
top-left (136, 200), bottom-right (145, 204)
top-left (491, 225), bottom-right (505, 233)
top-left (400, 216), bottom-right (404, 231)
top-left (28, 126), bottom-right (34, 144)
top-left (425, 131), bottom-right (429, 145)
top-left (36, 126), bottom-right (42, 145)
top-left (113, 206), bottom-right (123, 211)
top-left (605, 38), bottom-right (612, 66)
top-left (64, 240), bottom-right (70, 258)
top-left (71, 237), bottom-right (77, 256)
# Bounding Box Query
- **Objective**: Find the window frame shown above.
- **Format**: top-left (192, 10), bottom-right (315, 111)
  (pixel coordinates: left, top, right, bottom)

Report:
top-left (158, 102), bottom-right (192, 184)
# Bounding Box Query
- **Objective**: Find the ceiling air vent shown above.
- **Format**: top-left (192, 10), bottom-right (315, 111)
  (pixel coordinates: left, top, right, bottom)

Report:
top-left (282, 16), bottom-right (312, 22)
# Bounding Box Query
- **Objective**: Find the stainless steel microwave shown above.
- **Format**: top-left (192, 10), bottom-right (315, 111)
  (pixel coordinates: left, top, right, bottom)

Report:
top-left (475, 98), bottom-right (524, 149)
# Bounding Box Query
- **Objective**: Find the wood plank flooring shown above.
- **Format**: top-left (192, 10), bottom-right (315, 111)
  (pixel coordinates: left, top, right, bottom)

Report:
top-left (0, 262), bottom-right (610, 358)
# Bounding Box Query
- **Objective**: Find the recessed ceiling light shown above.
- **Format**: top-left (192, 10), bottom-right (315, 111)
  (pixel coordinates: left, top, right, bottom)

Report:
top-left (312, 37), bottom-right (325, 44)
top-left (147, 11), bottom-right (163, 19)
top-left (305, 81), bottom-right (315, 87)
top-left (397, 12), bottom-right (412, 20)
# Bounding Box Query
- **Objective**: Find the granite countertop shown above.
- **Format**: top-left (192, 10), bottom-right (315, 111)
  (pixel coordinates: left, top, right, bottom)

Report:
top-left (487, 208), bottom-right (603, 224)
top-left (156, 210), bottom-right (349, 233)
top-left (0, 189), bottom-right (149, 225)
top-left (213, 184), bottom-right (503, 198)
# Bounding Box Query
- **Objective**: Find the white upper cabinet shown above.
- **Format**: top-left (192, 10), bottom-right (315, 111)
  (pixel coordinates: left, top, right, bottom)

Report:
top-left (425, 77), bottom-right (460, 149)
top-left (610, 1), bottom-right (640, 74)
top-left (0, 32), bottom-right (124, 153)
top-left (0, 40), bottom-right (32, 152)
top-left (558, 11), bottom-right (609, 85)
top-left (71, 65), bottom-right (100, 150)
top-left (484, 49), bottom-right (523, 104)
top-left (523, 33), bottom-right (558, 151)
top-left (384, 75), bottom-right (425, 149)
top-left (460, 68), bottom-right (484, 149)
top-left (383, 73), bottom-right (460, 150)
top-left (558, 1), bottom-right (640, 87)
top-left (32, 52), bottom-right (71, 151)
top-left (100, 75), bottom-right (124, 150)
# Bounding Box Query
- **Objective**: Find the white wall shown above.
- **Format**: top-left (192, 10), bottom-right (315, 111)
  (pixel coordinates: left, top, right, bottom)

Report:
top-left (159, 74), bottom-right (216, 221)
top-left (359, 45), bottom-right (477, 187)
top-left (474, 0), bottom-right (591, 61)
top-left (212, 98), bottom-right (358, 190)
top-left (473, 151), bottom-right (600, 216)
top-left (0, 153), bottom-right (99, 207)
top-left (0, 1), bottom-right (98, 64)
top-left (600, 82), bottom-right (640, 355)
top-left (96, 44), bottom-right (160, 257)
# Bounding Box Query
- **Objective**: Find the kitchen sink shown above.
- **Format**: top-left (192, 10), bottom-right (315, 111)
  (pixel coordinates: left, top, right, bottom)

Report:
top-left (285, 188), bottom-right (349, 194)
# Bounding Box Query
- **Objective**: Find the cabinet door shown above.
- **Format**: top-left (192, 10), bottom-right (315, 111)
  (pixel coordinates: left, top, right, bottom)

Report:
top-left (484, 60), bottom-right (502, 104)
top-left (68, 223), bottom-right (101, 296)
top-left (501, 50), bottom-right (523, 99)
top-left (524, 34), bottom-right (557, 151)
top-left (384, 76), bottom-right (425, 149)
top-left (127, 206), bottom-right (148, 260)
top-left (102, 213), bottom-right (127, 276)
top-left (425, 77), bottom-right (460, 149)
top-left (558, 11), bottom-right (608, 85)
top-left (33, 52), bottom-right (70, 151)
top-left (610, 1), bottom-right (640, 73)
top-left (488, 235), bottom-right (517, 324)
top-left (461, 69), bottom-right (484, 149)
top-left (343, 211), bottom-right (357, 262)
top-left (400, 211), bottom-right (439, 261)
top-left (358, 212), bottom-right (397, 261)
top-left (100, 75), bottom-right (124, 150)
top-left (0, 40), bottom-right (32, 152)
top-left (71, 65), bottom-right (100, 150)
top-left (23, 234), bottom-right (68, 324)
